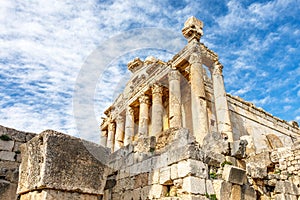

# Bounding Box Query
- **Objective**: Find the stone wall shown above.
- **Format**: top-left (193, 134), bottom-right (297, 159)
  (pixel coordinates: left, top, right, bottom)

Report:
top-left (0, 125), bottom-right (36, 200)
top-left (228, 95), bottom-right (299, 153)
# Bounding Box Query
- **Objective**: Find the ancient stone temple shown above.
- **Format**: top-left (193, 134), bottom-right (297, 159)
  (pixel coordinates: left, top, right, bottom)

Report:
top-left (12, 16), bottom-right (300, 200)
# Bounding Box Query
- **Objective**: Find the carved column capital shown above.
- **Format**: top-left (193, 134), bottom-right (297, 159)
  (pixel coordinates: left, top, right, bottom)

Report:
top-left (116, 115), bottom-right (124, 124)
top-left (189, 52), bottom-right (202, 65)
top-left (152, 83), bottom-right (163, 95)
top-left (139, 94), bottom-right (150, 105)
top-left (168, 69), bottom-right (180, 81)
top-left (108, 122), bottom-right (116, 132)
top-left (213, 61), bottom-right (223, 75)
top-left (127, 106), bottom-right (134, 115)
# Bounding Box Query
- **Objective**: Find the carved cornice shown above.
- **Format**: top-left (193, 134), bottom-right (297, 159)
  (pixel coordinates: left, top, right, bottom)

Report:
top-left (127, 57), bottom-right (144, 73)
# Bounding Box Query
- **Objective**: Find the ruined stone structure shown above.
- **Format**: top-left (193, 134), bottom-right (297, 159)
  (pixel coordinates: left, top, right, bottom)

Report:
top-left (0, 125), bottom-right (35, 200)
top-left (12, 16), bottom-right (300, 200)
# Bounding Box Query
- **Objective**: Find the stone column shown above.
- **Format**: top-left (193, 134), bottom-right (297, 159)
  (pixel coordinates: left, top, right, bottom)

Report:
top-left (114, 116), bottom-right (125, 151)
top-left (189, 52), bottom-right (209, 145)
top-left (138, 94), bottom-right (150, 137)
top-left (168, 69), bottom-right (182, 128)
top-left (212, 61), bottom-right (234, 142)
top-left (151, 83), bottom-right (164, 137)
top-left (107, 122), bottom-right (115, 152)
top-left (124, 106), bottom-right (135, 146)
top-left (100, 130), bottom-right (107, 147)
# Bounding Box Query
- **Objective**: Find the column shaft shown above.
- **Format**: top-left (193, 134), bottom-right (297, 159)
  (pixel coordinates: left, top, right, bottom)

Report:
top-left (114, 116), bottom-right (125, 151)
top-left (124, 106), bottom-right (135, 146)
top-left (100, 130), bottom-right (107, 147)
top-left (138, 95), bottom-right (150, 137)
top-left (212, 61), bottom-right (234, 142)
top-left (189, 52), bottom-right (209, 145)
top-left (151, 84), bottom-right (164, 136)
top-left (107, 122), bottom-right (115, 152)
top-left (168, 69), bottom-right (182, 128)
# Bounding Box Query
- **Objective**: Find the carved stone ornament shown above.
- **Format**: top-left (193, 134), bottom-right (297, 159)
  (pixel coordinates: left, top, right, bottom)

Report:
top-left (168, 69), bottom-right (180, 81)
top-left (139, 95), bottom-right (150, 104)
top-left (189, 53), bottom-right (202, 65)
top-left (127, 106), bottom-right (134, 115)
top-left (182, 16), bottom-right (204, 42)
top-left (213, 61), bottom-right (223, 75)
top-left (152, 83), bottom-right (163, 95)
top-left (108, 122), bottom-right (116, 132)
top-left (127, 57), bottom-right (144, 73)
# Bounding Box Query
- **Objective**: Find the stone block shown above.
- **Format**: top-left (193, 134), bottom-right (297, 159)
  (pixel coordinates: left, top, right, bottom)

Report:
top-left (160, 166), bottom-right (171, 185)
top-left (17, 130), bottom-right (110, 196)
top-left (230, 140), bottom-right (248, 159)
top-left (0, 140), bottom-right (14, 151)
top-left (230, 184), bottom-right (241, 200)
top-left (177, 159), bottom-right (207, 178)
top-left (134, 173), bottom-right (148, 188)
top-left (0, 151), bottom-right (15, 161)
top-left (171, 164), bottom-right (178, 180)
top-left (149, 184), bottom-right (167, 198)
top-left (275, 181), bottom-right (300, 195)
top-left (222, 165), bottom-right (246, 185)
top-left (206, 179), bottom-right (215, 195)
top-left (148, 169), bottom-right (159, 184)
top-left (0, 180), bottom-right (18, 200)
top-left (182, 176), bottom-right (206, 195)
top-left (242, 185), bottom-right (256, 200)
top-left (213, 180), bottom-right (232, 200)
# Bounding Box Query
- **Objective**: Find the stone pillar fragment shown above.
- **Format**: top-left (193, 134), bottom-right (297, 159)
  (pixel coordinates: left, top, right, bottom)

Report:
top-left (114, 116), bottom-right (125, 151)
top-left (100, 130), bottom-right (107, 147)
top-left (189, 52), bottom-right (209, 145)
top-left (107, 122), bottom-right (115, 152)
top-left (124, 106), bottom-right (135, 146)
top-left (212, 61), bottom-right (234, 142)
top-left (151, 84), bottom-right (164, 137)
top-left (168, 69), bottom-right (182, 128)
top-left (138, 95), bottom-right (150, 137)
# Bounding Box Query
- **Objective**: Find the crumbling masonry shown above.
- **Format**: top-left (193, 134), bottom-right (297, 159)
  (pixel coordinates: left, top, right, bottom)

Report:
top-left (9, 16), bottom-right (300, 200)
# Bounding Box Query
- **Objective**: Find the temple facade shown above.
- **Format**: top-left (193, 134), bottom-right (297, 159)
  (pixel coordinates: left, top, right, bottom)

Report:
top-left (100, 16), bottom-right (299, 153)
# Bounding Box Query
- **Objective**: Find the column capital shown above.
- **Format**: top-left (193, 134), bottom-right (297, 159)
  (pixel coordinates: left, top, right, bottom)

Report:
top-left (116, 115), bottom-right (124, 123)
top-left (152, 83), bottom-right (163, 95)
top-left (189, 52), bottom-right (202, 65)
top-left (139, 94), bottom-right (150, 105)
top-left (168, 69), bottom-right (181, 81)
top-left (213, 61), bottom-right (223, 75)
top-left (126, 106), bottom-right (134, 115)
top-left (108, 122), bottom-right (115, 132)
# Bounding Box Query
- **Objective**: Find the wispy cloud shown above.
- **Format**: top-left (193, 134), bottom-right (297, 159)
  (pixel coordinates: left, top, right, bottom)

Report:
top-left (0, 0), bottom-right (299, 142)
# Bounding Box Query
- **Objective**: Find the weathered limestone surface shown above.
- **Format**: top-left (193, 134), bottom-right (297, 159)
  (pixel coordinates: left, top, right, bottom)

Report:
top-left (17, 130), bottom-right (110, 199)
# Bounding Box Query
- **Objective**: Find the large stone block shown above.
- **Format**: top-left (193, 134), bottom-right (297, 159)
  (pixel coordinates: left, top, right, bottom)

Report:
top-left (0, 140), bottom-right (14, 151)
top-left (178, 159), bottom-right (207, 179)
top-left (0, 151), bottom-right (15, 161)
top-left (182, 176), bottom-right (206, 195)
top-left (222, 165), bottom-right (246, 185)
top-left (17, 130), bottom-right (110, 196)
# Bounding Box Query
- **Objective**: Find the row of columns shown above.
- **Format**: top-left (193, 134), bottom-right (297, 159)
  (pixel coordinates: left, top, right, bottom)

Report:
top-left (100, 55), bottom-right (233, 151)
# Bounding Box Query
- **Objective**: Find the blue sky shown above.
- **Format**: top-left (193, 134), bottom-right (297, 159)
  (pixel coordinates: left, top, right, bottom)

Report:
top-left (0, 0), bottom-right (299, 142)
